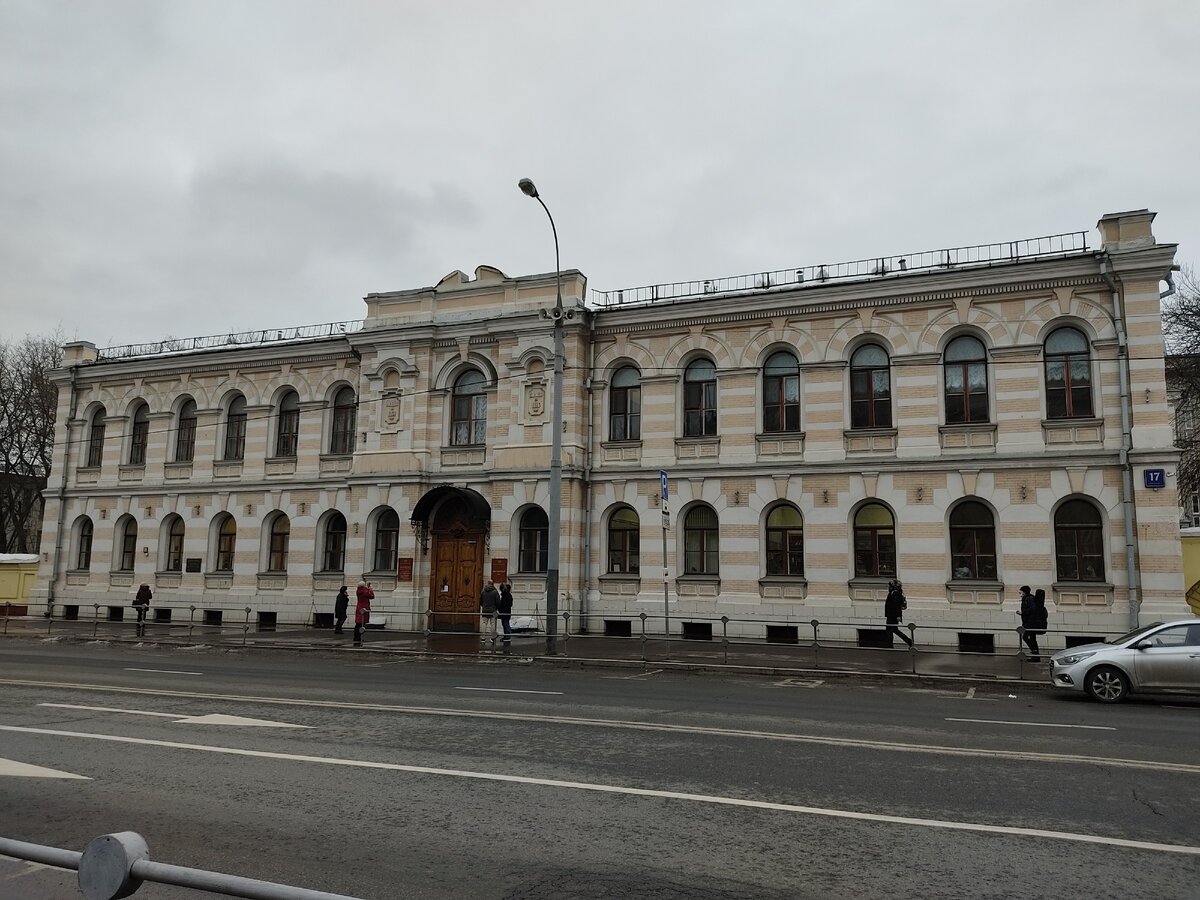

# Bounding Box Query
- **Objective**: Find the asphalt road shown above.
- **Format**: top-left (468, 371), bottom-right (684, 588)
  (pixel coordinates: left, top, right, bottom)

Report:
top-left (1, 639), bottom-right (1197, 899)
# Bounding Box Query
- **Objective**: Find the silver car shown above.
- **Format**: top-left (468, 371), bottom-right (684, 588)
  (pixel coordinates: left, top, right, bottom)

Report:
top-left (1050, 619), bottom-right (1200, 703)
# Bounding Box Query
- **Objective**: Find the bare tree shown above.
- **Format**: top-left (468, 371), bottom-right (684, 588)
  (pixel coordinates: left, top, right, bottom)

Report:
top-left (1162, 265), bottom-right (1200, 515)
top-left (0, 334), bottom-right (62, 552)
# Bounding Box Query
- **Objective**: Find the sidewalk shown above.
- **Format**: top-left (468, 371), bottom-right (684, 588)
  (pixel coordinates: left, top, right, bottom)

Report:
top-left (0, 615), bottom-right (1053, 687)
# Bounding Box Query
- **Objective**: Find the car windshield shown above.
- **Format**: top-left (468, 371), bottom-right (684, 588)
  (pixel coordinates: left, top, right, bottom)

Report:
top-left (1106, 622), bottom-right (1163, 645)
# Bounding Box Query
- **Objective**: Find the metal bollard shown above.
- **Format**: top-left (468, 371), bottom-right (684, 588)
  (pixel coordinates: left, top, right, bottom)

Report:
top-left (93, 604), bottom-right (101, 638)
top-left (639, 611), bottom-right (648, 662)
top-left (810, 619), bottom-right (821, 669)
top-left (721, 616), bottom-right (729, 665)
top-left (908, 623), bottom-right (918, 674)
top-left (562, 612), bottom-right (571, 656)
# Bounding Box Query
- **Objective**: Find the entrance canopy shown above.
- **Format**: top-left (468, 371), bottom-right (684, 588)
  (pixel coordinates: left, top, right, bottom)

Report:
top-left (410, 485), bottom-right (491, 529)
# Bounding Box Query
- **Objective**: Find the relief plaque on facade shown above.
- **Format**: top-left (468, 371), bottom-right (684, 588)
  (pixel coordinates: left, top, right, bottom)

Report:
top-left (527, 384), bottom-right (545, 418)
top-left (381, 390), bottom-right (402, 431)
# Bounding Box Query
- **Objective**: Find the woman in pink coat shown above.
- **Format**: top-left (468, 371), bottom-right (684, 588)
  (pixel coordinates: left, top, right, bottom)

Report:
top-left (353, 581), bottom-right (374, 646)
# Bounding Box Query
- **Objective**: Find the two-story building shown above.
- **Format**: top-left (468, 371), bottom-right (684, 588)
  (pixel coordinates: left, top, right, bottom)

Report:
top-left (31, 208), bottom-right (1188, 644)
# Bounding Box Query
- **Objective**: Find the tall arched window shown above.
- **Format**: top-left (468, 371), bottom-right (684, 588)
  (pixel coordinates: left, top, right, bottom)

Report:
top-left (116, 518), bottom-right (137, 572)
top-left (1045, 327), bottom-right (1094, 419)
top-left (609, 367), bottom-right (642, 441)
top-left (607, 507), bottom-right (640, 574)
top-left (850, 345), bottom-right (892, 429)
top-left (451, 370), bottom-right (487, 446)
top-left (1055, 499), bottom-right (1104, 582)
top-left (267, 515), bottom-right (290, 573)
top-left (949, 501), bottom-right (996, 580)
top-left (853, 503), bottom-right (896, 578)
top-left (765, 504), bottom-right (804, 576)
top-left (276, 390), bottom-right (300, 458)
top-left (330, 386), bottom-right (357, 454)
top-left (763, 351), bottom-right (801, 433)
top-left (684, 505), bottom-right (719, 575)
top-left (374, 509), bottom-right (398, 572)
top-left (224, 395), bottom-right (247, 460)
top-left (323, 512), bottom-right (347, 572)
top-left (129, 403), bottom-right (150, 465)
top-left (86, 406), bottom-right (106, 467)
top-left (683, 358), bottom-right (717, 437)
top-left (215, 515), bottom-right (237, 572)
top-left (519, 507), bottom-right (549, 573)
top-left (944, 336), bottom-right (989, 424)
top-left (175, 399), bottom-right (197, 462)
top-left (165, 516), bottom-right (185, 572)
top-left (76, 518), bottom-right (94, 570)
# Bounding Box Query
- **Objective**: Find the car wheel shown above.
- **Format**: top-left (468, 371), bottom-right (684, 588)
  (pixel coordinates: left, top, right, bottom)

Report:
top-left (1085, 665), bottom-right (1129, 703)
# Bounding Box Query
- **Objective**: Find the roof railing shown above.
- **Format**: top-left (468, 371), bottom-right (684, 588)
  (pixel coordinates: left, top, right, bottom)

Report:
top-left (96, 320), bottom-right (363, 362)
top-left (591, 230), bottom-right (1090, 308)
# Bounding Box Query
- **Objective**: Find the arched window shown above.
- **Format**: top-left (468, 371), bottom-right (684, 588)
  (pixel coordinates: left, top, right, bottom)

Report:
top-left (215, 515), bottom-right (237, 572)
top-left (323, 512), bottom-right (347, 573)
top-left (374, 509), bottom-right (398, 572)
top-left (684, 506), bottom-right (719, 574)
top-left (944, 336), bottom-right (989, 424)
top-left (451, 370), bottom-right (487, 446)
top-left (1055, 500), bottom-right (1104, 582)
top-left (224, 395), bottom-right (247, 461)
top-left (763, 351), bottom-right (801, 433)
top-left (765, 505), bottom-right (804, 576)
top-left (850, 345), bottom-right (892, 429)
top-left (76, 518), bottom-right (94, 570)
top-left (519, 507), bottom-right (549, 573)
top-left (276, 390), bottom-right (300, 458)
top-left (129, 403), bottom-right (150, 465)
top-left (609, 367), bottom-right (642, 441)
top-left (949, 501), bottom-right (996, 580)
top-left (607, 507), bottom-right (640, 574)
top-left (330, 386), bottom-right (357, 454)
top-left (267, 515), bottom-right (290, 573)
top-left (175, 399), bottom-right (197, 463)
top-left (116, 518), bottom-right (137, 572)
top-left (853, 503), bottom-right (896, 578)
top-left (683, 358), bottom-right (717, 437)
top-left (1045, 327), bottom-right (1093, 419)
top-left (164, 516), bottom-right (185, 572)
top-left (86, 406), bottom-right (106, 467)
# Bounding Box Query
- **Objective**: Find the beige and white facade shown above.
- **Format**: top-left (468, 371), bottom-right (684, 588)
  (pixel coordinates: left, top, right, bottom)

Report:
top-left (32, 209), bottom-right (1190, 645)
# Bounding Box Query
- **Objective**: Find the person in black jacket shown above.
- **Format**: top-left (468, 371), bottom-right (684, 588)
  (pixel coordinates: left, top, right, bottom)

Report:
top-left (479, 580), bottom-right (500, 645)
top-left (133, 583), bottom-right (152, 637)
top-left (497, 582), bottom-right (514, 643)
top-left (333, 586), bottom-right (349, 635)
top-left (884, 579), bottom-right (913, 648)
top-left (1022, 588), bottom-right (1048, 662)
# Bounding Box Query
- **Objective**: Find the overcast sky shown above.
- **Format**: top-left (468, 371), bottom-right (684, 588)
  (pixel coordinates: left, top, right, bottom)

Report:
top-left (2, 0), bottom-right (1197, 349)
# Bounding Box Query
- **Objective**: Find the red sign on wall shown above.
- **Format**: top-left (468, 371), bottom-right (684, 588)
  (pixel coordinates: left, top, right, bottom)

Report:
top-left (396, 557), bottom-right (414, 582)
top-left (490, 558), bottom-right (508, 584)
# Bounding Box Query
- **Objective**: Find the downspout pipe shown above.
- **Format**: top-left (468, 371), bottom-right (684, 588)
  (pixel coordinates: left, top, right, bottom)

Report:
top-left (47, 363), bottom-right (80, 618)
top-left (1099, 259), bottom-right (1140, 628)
top-left (578, 311), bottom-right (596, 632)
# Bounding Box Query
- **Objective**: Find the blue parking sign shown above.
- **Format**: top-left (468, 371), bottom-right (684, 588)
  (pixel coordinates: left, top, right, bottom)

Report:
top-left (660, 469), bottom-right (669, 500)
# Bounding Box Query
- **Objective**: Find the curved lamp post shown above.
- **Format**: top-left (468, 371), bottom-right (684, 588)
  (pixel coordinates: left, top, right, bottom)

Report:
top-left (518, 177), bottom-right (564, 655)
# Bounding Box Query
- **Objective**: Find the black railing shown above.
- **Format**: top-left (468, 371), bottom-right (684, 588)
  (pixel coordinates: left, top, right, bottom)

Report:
top-left (96, 320), bottom-right (363, 362)
top-left (592, 231), bottom-right (1090, 308)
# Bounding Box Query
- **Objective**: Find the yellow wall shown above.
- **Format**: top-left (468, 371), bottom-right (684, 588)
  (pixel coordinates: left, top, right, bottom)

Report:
top-left (1182, 533), bottom-right (1200, 615)
top-left (0, 561), bottom-right (39, 610)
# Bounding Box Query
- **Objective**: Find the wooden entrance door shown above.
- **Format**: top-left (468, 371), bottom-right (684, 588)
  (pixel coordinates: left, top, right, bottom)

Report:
top-left (429, 501), bottom-right (485, 633)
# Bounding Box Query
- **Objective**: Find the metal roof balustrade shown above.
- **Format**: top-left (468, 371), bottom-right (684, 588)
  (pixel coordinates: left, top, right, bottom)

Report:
top-left (591, 230), bottom-right (1090, 308)
top-left (96, 319), bottom-right (364, 362)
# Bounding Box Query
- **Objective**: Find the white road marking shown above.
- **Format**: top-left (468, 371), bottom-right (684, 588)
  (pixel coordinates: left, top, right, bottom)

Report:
top-left (965, 687), bottom-right (976, 699)
top-left (947, 717), bottom-right (1116, 731)
top-left (0, 725), bottom-right (1196, 857)
top-left (124, 668), bottom-right (204, 676)
top-left (2, 679), bottom-right (1190, 775)
top-left (37, 702), bottom-right (310, 729)
top-left (0, 757), bottom-right (89, 780)
top-left (455, 687), bottom-right (564, 695)
top-left (771, 678), bottom-right (824, 688)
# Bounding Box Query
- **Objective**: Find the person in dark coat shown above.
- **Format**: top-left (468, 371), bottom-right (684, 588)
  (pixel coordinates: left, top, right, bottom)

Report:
top-left (1026, 588), bottom-right (1049, 662)
top-left (497, 582), bottom-right (514, 643)
top-left (884, 579), bottom-right (913, 648)
top-left (133, 583), bottom-right (152, 637)
top-left (353, 582), bottom-right (374, 646)
top-left (333, 586), bottom-right (349, 635)
top-left (479, 580), bottom-right (500, 644)
top-left (1018, 585), bottom-right (1039, 659)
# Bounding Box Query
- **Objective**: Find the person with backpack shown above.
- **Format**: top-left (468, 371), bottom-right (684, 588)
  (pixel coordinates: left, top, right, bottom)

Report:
top-left (333, 585), bottom-right (349, 635)
top-left (497, 581), bottom-right (514, 643)
top-left (884, 579), bottom-right (913, 648)
top-left (1019, 585), bottom-right (1039, 659)
top-left (132, 583), bottom-right (152, 637)
top-left (1027, 588), bottom-right (1049, 662)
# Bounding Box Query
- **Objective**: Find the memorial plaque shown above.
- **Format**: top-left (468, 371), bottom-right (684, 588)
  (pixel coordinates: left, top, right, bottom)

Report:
top-left (396, 557), bottom-right (414, 582)
top-left (490, 557), bottom-right (508, 584)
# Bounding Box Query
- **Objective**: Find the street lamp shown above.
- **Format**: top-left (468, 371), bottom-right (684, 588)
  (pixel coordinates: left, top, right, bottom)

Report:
top-left (519, 177), bottom-right (564, 656)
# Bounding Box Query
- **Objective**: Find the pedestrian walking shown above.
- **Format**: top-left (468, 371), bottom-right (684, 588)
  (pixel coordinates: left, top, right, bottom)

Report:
top-left (333, 585), bottom-right (349, 635)
top-left (1018, 585), bottom-right (1039, 659)
top-left (1029, 588), bottom-right (1049, 662)
top-left (133, 583), bottom-right (152, 637)
top-left (497, 581), bottom-right (514, 643)
top-left (479, 580), bottom-right (500, 645)
top-left (353, 581), bottom-right (374, 646)
top-left (884, 579), bottom-right (913, 648)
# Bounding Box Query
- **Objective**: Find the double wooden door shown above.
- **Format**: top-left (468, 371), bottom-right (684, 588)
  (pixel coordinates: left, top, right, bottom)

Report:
top-left (429, 506), bottom-right (484, 633)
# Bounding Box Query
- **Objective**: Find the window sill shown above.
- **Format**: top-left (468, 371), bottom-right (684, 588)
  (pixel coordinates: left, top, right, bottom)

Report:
top-left (1042, 417), bottom-right (1104, 446)
top-left (945, 580), bottom-right (1005, 604)
top-left (847, 577), bottom-right (891, 602)
top-left (674, 436), bottom-right (720, 461)
top-left (755, 433), bottom-right (806, 459)
top-left (939, 422), bottom-right (997, 451)
top-left (758, 576), bottom-right (808, 601)
top-left (600, 440), bottom-right (643, 464)
top-left (599, 572), bottom-right (642, 583)
top-left (843, 428), bottom-right (897, 454)
top-left (1052, 581), bottom-right (1113, 606)
top-left (675, 574), bottom-right (720, 598)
